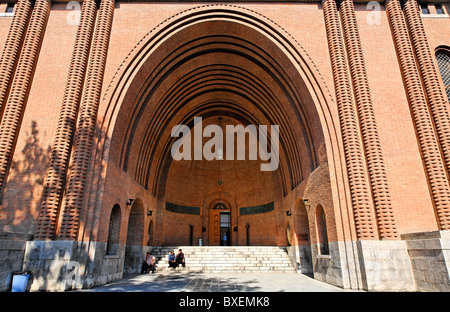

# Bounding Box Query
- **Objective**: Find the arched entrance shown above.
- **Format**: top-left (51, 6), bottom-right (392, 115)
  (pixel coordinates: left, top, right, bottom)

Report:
top-left (293, 198), bottom-right (313, 274)
top-left (82, 4), bottom-right (350, 287)
top-left (123, 198), bottom-right (145, 273)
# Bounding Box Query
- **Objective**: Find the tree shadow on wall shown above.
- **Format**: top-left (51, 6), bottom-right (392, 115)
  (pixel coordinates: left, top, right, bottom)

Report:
top-left (0, 117), bottom-right (112, 291)
top-left (2, 120), bottom-right (51, 236)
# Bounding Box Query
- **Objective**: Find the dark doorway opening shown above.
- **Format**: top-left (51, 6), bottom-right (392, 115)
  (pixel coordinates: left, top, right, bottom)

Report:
top-left (220, 212), bottom-right (230, 246)
top-left (189, 225), bottom-right (194, 246)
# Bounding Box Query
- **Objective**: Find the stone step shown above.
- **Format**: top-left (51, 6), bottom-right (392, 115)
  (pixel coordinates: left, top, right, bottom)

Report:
top-left (157, 259), bottom-right (292, 264)
top-left (154, 255), bottom-right (289, 259)
top-left (154, 265), bottom-right (296, 271)
top-left (148, 246), bottom-right (296, 274)
top-left (153, 250), bottom-right (287, 252)
top-left (150, 246), bottom-right (288, 250)
top-left (151, 251), bottom-right (288, 254)
top-left (156, 256), bottom-right (287, 259)
top-left (156, 254), bottom-right (291, 258)
top-left (151, 267), bottom-right (296, 274)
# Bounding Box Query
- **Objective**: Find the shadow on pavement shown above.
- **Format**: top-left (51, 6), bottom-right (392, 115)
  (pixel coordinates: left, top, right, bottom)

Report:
top-left (84, 272), bottom-right (264, 292)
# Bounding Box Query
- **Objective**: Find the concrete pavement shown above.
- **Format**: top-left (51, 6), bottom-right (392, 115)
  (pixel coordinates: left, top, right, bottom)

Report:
top-left (78, 272), bottom-right (354, 292)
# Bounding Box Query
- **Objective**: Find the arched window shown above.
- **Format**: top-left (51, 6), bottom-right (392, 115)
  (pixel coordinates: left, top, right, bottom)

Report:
top-left (436, 48), bottom-right (450, 102)
top-left (420, 3), bottom-right (430, 14)
top-left (316, 205), bottom-right (329, 255)
top-left (106, 204), bottom-right (121, 255)
top-left (213, 203), bottom-right (227, 210)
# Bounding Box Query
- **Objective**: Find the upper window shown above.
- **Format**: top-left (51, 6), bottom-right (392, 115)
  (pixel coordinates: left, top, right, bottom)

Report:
top-left (5, 3), bottom-right (14, 13)
top-left (436, 49), bottom-right (450, 103)
top-left (420, 3), bottom-right (430, 14)
top-left (435, 4), bottom-right (445, 14)
top-left (213, 203), bottom-right (227, 210)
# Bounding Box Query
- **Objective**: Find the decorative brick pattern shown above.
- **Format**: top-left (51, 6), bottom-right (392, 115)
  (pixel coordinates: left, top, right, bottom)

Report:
top-left (339, 0), bottom-right (398, 240)
top-left (36, 0), bottom-right (97, 240)
top-left (59, 0), bottom-right (115, 240)
top-left (0, 0), bottom-right (50, 198)
top-left (0, 1), bottom-right (449, 292)
top-left (323, 0), bottom-right (377, 240)
top-left (0, 0), bottom-right (32, 120)
top-left (386, 0), bottom-right (450, 234)
top-left (403, 0), bottom-right (450, 230)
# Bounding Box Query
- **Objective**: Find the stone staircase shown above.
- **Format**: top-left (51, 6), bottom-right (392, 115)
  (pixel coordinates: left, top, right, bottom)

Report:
top-left (148, 246), bottom-right (296, 273)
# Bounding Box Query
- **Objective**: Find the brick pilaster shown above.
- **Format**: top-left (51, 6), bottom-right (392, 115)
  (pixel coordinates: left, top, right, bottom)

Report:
top-left (403, 0), bottom-right (450, 230)
top-left (0, 0), bottom-right (33, 120)
top-left (36, 0), bottom-right (98, 240)
top-left (338, 0), bottom-right (398, 239)
top-left (0, 0), bottom-right (51, 200)
top-left (58, 0), bottom-right (115, 240)
top-left (322, 0), bottom-right (378, 240)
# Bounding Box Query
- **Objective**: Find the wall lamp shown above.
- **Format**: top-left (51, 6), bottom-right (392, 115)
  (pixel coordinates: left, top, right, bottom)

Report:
top-left (147, 209), bottom-right (153, 216)
top-left (286, 211), bottom-right (292, 216)
top-left (126, 199), bottom-right (134, 206)
top-left (303, 198), bottom-right (311, 207)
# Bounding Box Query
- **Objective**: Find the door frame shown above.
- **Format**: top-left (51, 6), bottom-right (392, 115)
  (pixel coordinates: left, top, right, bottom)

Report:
top-left (209, 205), bottom-right (231, 246)
top-left (202, 191), bottom-right (238, 246)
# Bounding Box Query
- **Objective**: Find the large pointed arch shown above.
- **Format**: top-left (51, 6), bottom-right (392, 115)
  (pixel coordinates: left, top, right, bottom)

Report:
top-left (77, 4), bottom-right (356, 251)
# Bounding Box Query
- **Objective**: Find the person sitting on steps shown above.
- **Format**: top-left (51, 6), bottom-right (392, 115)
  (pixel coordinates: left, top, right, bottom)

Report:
top-left (141, 252), bottom-right (156, 274)
top-left (168, 250), bottom-right (177, 268)
top-left (176, 249), bottom-right (185, 268)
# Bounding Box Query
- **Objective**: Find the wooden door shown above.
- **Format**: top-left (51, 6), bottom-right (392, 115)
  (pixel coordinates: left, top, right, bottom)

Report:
top-left (209, 210), bottom-right (221, 246)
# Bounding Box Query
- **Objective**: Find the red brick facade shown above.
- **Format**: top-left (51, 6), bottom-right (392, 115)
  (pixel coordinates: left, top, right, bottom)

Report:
top-left (0, 0), bottom-right (449, 291)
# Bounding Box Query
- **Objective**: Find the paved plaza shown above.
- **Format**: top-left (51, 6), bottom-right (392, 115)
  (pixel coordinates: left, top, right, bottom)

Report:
top-left (78, 272), bottom-right (353, 292)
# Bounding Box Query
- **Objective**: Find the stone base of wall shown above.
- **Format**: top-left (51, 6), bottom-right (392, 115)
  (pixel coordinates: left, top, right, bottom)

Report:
top-left (312, 240), bottom-right (415, 291)
top-left (22, 240), bottom-right (131, 291)
top-left (22, 240), bottom-right (79, 291)
top-left (0, 233), bottom-right (28, 292)
top-left (10, 233), bottom-right (450, 291)
top-left (83, 242), bottom-right (126, 289)
top-left (356, 240), bottom-right (415, 291)
top-left (124, 244), bottom-right (150, 273)
top-left (402, 230), bottom-right (450, 292)
top-left (286, 245), bottom-right (313, 275)
top-left (312, 242), bottom-right (345, 288)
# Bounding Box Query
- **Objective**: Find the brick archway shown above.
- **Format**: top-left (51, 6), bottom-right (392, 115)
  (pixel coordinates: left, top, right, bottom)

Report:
top-left (82, 4), bottom-right (348, 262)
top-left (293, 198), bottom-right (313, 274)
top-left (123, 198), bottom-right (145, 273)
top-left (6, 0), bottom-right (448, 292)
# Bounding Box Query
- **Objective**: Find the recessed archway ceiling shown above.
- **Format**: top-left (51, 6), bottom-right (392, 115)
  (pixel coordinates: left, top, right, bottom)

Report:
top-left (115, 18), bottom-right (324, 197)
